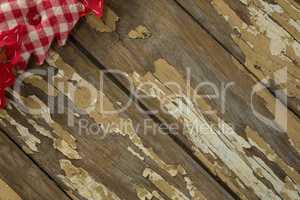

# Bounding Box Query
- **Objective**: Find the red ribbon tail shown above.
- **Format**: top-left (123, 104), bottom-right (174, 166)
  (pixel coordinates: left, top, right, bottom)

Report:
top-left (0, 25), bottom-right (26, 108)
top-left (0, 90), bottom-right (7, 108)
top-left (81, 0), bottom-right (104, 17)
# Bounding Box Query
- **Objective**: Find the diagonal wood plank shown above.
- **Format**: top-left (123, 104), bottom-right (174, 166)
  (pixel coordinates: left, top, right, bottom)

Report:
top-left (172, 0), bottom-right (246, 63)
top-left (0, 43), bottom-right (234, 200)
top-left (0, 130), bottom-right (70, 200)
top-left (174, 0), bottom-right (300, 117)
top-left (70, 0), bottom-right (300, 199)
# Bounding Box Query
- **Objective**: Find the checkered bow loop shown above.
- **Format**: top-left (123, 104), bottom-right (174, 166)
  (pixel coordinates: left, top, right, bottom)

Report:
top-left (0, 0), bottom-right (104, 107)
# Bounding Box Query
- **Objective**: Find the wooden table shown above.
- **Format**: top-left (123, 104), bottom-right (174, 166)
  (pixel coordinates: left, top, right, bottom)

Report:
top-left (1, 0), bottom-right (300, 199)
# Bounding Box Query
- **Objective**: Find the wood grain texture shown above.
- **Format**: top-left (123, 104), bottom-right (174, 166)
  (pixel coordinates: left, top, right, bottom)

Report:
top-left (70, 0), bottom-right (300, 199)
top-left (0, 130), bottom-right (70, 200)
top-left (174, 0), bottom-right (300, 117)
top-left (0, 43), bottom-right (233, 200)
top-left (173, 0), bottom-right (246, 63)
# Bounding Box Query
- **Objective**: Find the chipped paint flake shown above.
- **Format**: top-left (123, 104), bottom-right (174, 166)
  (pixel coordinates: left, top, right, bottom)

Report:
top-left (28, 119), bottom-right (53, 139)
top-left (127, 146), bottom-right (145, 161)
top-left (54, 139), bottom-right (81, 160)
top-left (135, 186), bottom-right (166, 200)
top-left (258, 0), bottom-right (284, 14)
top-left (184, 177), bottom-right (207, 200)
top-left (59, 159), bottom-right (121, 200)
top-left (143, 168), bottom-right (189, 200)
top-left (0, 110), bottom-right (40, 152)
top-left (248, 6), bottom-right (290, 56)
top-left (21, 145), bottom-right (35, 155)
top-left (152, 191), bottom-right (166, 200)
top-left (135, 186), bottom-right (153, 200)
top-left (240, 0), bottom-right (248, 5)
top-left (128, 26), bottom-right (152, 39)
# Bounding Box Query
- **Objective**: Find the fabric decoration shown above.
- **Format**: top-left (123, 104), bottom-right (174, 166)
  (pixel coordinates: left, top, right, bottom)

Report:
top-left (0, 0), bottom-right (104, 107)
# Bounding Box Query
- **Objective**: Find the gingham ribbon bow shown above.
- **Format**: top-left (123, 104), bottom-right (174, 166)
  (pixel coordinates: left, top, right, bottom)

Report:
top-left (0, 0), bottom-right (104, 107)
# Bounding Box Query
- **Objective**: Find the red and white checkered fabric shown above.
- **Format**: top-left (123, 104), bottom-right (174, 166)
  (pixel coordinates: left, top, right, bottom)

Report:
top-left (0, 0), bottom-right (85, 68)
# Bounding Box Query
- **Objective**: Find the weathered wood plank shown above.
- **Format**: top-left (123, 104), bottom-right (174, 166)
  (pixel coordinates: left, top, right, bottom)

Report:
top-left (0, 43), bottom-right (234, 200)
top-left (0, 130), bottom-right (70, 200)
top-left (174, 0), bottom-right (300, 117)
top-left (173, 0), bottom-right (246, 63)
top-left (70, 0), bottom-right (300, 199)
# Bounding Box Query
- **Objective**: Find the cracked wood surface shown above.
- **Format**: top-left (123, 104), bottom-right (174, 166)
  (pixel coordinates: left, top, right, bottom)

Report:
top-left (1, 0), bottom-right (299, 199)
top-left (0, 130), bottom-right (70, 200)
top-left (0, 43), bottom-right (234, 200)
top-left (174, 0), bottom-right (300, 117)
top-left (70, 0), bottom-right (300, 199)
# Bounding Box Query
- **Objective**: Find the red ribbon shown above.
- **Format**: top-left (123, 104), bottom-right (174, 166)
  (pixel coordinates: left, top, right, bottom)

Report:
top-left (81, 0), bottom-right (104, 17)
top-left (0, 25), bottom-right (26, 107)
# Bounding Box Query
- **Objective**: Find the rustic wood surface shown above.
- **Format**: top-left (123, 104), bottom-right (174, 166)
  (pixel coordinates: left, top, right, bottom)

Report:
top-left (0, 0), bottom-right (300, 200)
top-left (70, 0), bottom-right (300, 199)
top-left (0, 44), bottom-right (234, 200)
top-left (174, 0), bottom-right (300, 117)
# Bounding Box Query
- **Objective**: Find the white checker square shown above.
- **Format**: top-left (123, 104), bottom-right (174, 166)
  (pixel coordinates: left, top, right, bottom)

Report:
top-left (28, 30), bottom-right (39, 40)
top-left (53, 6), bottom-right (64, 16)
top-left (59, 23), bottom-right (68, 32)
top-left (7, 19), bottom-right (18, 28)
top-left (35, 47), bottom-right (45, 55)
top-left (0, 2), bottom-right (12, 12)
top-left (43, 27), bottom-right (54, 36)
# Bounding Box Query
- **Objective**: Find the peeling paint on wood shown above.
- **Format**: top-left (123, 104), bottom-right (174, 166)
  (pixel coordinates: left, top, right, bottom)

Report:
top-left (22, 96), bottom-right (80, 159)
top-left (41, 47), bottom-right (236, 200)
top-left (0, 110), bottom-right (41, 152)
top-left (3, 82), bottom-right (81, 160)
top-left (246, 126), bottom-right (300, 183)
top-left (60, 0), bottom-right (300, 198)
top-left (128, 26), bottom-right (152, 39)
top-left (46, 51), bottom-right (187, 178)
top-left (127, 146), bottom-right (145, 161)
top-left (210, 0), bottom-right (300, 113)
top-left (131, 59), bottom-right (300, 200)
top-left (143, 168), bottom-right (190, 200)
top-left (0, 4), bottom-right (251, 199)
top-left (135, 185), bottom-right (166, 200)
top-left (59, 159), bottom-right (121, 200)
top-left (135, 186), bottom-right (154, 200)
top-left (184, 177), bottom-right (207, 200)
